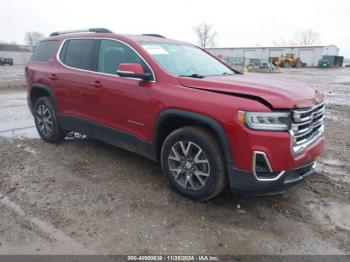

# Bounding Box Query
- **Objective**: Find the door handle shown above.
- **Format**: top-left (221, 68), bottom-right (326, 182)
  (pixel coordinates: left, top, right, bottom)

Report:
top-left (49, 73), bottom-right (58, 80)
top-left (90, 80), bottom-right (102, 88)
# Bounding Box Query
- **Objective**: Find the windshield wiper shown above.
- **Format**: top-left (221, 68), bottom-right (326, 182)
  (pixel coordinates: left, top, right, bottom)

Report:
top-left (179, 74), bottom-right (205, 79)
top-left (204, 72), bottom-right (235, 77)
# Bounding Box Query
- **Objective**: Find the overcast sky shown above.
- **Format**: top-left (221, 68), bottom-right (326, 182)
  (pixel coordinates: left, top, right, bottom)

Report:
top-left (1, 0), bottom-right (349, 57)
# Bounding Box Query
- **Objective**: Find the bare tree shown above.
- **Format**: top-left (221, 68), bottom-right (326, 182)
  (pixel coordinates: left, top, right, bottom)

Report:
top-left (25, 31), bottom-right (44, 46)
top-left (193, 23), bottom-right (217, 48)
top-left (293, 29), bottom-right (321, 45)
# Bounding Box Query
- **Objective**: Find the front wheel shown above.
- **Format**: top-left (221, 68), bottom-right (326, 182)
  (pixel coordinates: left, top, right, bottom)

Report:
top-left (283, 61), bottom-right (291, 68)
top-left (33, 97), bottom-right (66, 143)
top-left (161, 126), bottom-right (227, 201)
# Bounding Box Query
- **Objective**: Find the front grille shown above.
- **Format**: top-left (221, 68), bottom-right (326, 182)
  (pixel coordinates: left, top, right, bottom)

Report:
top-left (291, 102), bottom-right (325, 155)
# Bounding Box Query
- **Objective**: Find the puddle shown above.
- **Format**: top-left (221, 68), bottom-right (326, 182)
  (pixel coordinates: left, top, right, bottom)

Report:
top-left (0, 89), bottom-right (39, 139)
top-left (0, 127), bottom-right (39, 139)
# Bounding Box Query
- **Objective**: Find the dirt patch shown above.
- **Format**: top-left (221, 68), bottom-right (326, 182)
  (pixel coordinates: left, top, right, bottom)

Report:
top-left (0, 68), bottom-right (349, 254)
top-left (0, 128), bottom-right (349, 254)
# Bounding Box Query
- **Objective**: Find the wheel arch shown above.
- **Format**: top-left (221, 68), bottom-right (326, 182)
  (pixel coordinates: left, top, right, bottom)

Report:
top-left (29, 84), bottom-right (57, 113)
top-left (152, 109), bottom-right (234, 174)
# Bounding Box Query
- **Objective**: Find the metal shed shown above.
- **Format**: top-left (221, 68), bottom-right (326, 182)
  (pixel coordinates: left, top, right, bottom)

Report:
top-left (206, 45), bottom-right (340, 68)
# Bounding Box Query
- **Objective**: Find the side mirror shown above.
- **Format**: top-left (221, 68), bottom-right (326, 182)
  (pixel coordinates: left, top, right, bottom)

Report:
top-left (116, 63), bottom-right (152, 81)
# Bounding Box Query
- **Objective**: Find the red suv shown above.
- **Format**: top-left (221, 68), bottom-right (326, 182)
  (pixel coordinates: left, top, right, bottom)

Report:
top-left (25, 28), bottom-right (325, 201)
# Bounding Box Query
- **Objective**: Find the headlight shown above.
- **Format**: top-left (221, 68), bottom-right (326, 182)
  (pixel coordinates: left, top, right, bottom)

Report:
top-left (238, 111), bottom-right (290, 131)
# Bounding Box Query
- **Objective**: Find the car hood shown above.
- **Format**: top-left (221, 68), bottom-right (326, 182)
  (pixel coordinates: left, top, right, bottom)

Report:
top-left (177, 74), bottom-right (323, 109)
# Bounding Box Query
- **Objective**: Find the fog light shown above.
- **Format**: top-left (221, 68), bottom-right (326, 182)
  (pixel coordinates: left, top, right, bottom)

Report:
top-left (252, 151), bottom-right (286, 181)
top-left (255, 153), bottom-right (271, 174)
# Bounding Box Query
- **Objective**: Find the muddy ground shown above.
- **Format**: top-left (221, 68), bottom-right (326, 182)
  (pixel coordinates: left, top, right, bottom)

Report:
top-left (0, 66), bottom-right (349, 255)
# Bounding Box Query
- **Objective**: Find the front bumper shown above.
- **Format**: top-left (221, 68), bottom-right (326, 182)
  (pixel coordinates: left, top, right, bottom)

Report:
top-left (225, 129), bottom-right (324, 195)
top-left (229, 161), bottom-right (316, 195)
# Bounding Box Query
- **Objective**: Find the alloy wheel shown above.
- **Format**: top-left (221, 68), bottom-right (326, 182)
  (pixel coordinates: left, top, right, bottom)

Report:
top-left (36, 104), bottom-right (53, 137)
top-left (168, 141), bottom-right (210, 191)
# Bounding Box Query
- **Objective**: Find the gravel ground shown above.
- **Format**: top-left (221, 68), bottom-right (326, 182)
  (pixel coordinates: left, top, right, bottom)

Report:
top-left (0, 66), bottom-right (349, 255)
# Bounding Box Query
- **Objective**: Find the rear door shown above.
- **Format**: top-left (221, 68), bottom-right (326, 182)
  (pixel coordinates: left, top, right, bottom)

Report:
top-left (55, 39), bottom-right (97, 120)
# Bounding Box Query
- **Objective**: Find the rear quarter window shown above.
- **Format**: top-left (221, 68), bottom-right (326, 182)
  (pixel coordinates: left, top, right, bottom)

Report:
top-left (31, 40), bottom-right (58, 61)
top-left (60, 39), bottom-right (96, 70)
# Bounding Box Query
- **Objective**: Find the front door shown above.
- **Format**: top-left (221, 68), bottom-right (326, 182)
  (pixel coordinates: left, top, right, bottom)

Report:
top-left (87, 39), bottom-right (155, 142)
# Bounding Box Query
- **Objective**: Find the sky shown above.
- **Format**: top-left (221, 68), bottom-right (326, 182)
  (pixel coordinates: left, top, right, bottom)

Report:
top-left (1, 0), bottom-right (349, 57)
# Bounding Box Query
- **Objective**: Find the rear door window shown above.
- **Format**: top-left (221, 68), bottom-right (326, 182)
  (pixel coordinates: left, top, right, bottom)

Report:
top-left (31, 40), bottom-right (58, 61)
top-left (61, 39), bottom-right (96, 70)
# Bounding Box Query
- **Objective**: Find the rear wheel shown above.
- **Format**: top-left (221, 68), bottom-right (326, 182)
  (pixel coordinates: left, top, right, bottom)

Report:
top-left (34, 97), bottom-right (65, 143)
top-left (161, 126), bottom-right (227, 201)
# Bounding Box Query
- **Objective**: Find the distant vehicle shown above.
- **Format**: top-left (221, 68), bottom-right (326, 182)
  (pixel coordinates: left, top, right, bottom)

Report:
top-left (259, 62), bottom-right (269, 69)
top-left (318, 60), bottom-right (331, 68)
top-left (25, 28), bottom-right (325, 201)
top-left (259, 62), bottom-right (275, 70)
top-left (345, 64), bottom-right (350, 68)
top-left (271, 54), bottom-right (303, 68)
top-left (0, 56), bottom-right (13, 66)
top-left (322, 55), bottom-right (344, 67)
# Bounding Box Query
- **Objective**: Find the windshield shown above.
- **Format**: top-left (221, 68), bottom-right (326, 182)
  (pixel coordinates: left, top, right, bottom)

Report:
top-left (139, 42), bottom-right (234, 77)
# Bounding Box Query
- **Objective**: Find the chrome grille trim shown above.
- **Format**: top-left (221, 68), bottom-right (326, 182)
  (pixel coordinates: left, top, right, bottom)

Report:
top-left (293, 102), bottom-right (325, 117)
top-left (290, 102), bottom-right (325, 155)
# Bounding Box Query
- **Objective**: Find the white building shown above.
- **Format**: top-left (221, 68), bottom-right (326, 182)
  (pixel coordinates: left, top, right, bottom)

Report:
top-left (206, 45), bottom-right (340, 67)
top-left (0, 44), bottom-right (34, 65)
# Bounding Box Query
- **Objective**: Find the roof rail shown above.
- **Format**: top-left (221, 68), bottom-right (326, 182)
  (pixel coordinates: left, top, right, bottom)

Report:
top-left (50, 28), bottom-right (113, 36)
top-left (142, 34), bottom-right (166, 38)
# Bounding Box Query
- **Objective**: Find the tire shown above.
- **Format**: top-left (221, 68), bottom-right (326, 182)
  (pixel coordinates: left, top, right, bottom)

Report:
top-left (33, 97), bottom-right (65, 143)
top-left (283, 61), bottom-right (291, 68)
top-left (295, 60), bottom-right (302, 68)
top-left (161, 126), bottom-right (227, 201)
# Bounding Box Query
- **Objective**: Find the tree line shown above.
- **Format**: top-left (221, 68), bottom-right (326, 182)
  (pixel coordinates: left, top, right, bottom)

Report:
top-left (193, 23), bottom-right (321, 48)
top-left (3, 28), bottom-right (321, 48)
